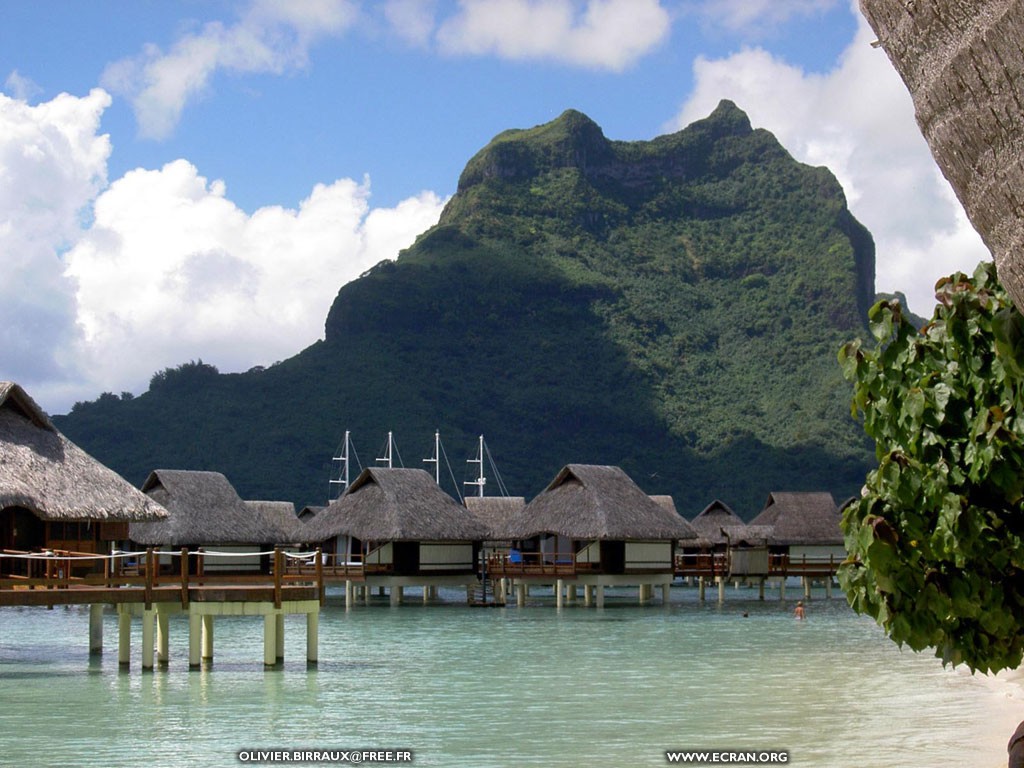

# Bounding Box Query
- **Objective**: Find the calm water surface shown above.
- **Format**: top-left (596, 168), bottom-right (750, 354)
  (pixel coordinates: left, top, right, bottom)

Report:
top-left (1, 588), bottom-right (1021, 768)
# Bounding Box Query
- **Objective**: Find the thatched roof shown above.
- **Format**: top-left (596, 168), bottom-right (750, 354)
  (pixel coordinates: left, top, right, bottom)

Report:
top-left (748, 492), bottom-right (842, 546)
top-left (297, 505), bottom-right (324, 522)
top-left (464, 496), bottom-right (526, 540)
top-left (0, 381), bottom-right (166, 522)
top-left (130, 470), bottom-right (293, 546)
top-left (245, 500), bottom-right (304, 545)
top-left (506, 465), bottom-right (697, 541)
top-left (689, 499), bottom-right (745, 545)
top-left (303, 468), bottom-right (489, 543)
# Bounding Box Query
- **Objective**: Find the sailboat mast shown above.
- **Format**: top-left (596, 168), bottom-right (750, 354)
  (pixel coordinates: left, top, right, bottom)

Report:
top-left (423, 429), bottom-right (441, 484)
top-left (329, 430), bottom-right (351, 502)
top-left (377, 431), bottom-right (394, 468)
top-left (465, 434), bottom-right (486, 497)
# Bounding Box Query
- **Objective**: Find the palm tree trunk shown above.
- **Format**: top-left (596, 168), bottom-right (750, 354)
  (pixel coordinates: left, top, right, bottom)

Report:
top-left (859, 0), bottom-right (1024, 312)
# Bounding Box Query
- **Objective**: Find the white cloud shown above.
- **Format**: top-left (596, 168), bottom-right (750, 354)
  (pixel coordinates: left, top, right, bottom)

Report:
top-left (691, 0), bottom-right (838, 36)
top-left (62, 162), bottom-right (445, 405)
top-left (102, 0), bottom-right (359, 139)
top-left (0, 88), bottom-right (446, 414)
top-left (668, 10), bottom-right (990, 318)
top-left (436, 0), bottom-right (670, 71)
top-left (0, 89), bottom-right (111, 407)
top-left (384, 0), bottom-right (439, 46)
top-left (4, 70), bottom-right (42, 101)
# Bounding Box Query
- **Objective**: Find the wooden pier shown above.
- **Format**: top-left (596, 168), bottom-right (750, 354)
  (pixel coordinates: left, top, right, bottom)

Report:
top-left (0, 548), bottom-right (324, 669)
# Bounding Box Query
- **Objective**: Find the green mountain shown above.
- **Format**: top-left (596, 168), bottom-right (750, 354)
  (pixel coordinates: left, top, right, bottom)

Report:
top-left (54, 101), bottom-right (876, 518)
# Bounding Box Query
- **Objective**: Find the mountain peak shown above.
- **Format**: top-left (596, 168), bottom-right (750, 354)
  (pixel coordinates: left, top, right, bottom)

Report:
top-left (456, 108), bottom-right (612, 192)
top-left (701, 99), bottom-right (753, 136)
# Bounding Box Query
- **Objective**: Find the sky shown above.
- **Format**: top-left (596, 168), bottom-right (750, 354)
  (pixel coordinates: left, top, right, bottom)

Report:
top-left (0, 0), bottom-right (991, 415)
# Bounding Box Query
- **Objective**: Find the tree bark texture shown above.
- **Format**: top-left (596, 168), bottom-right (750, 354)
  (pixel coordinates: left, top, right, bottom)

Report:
top-left (859, 0), bottom-right (1024, 313)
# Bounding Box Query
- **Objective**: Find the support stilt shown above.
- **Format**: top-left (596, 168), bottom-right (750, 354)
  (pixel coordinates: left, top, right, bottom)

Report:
top-left (89, 604), bottom-right (104, 656)
top-left (118, 609), bottom-right (131, 667)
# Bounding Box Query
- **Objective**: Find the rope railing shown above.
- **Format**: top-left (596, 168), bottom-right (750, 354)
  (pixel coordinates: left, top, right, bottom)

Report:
top-left (0, 547), bottom-right (325, 607)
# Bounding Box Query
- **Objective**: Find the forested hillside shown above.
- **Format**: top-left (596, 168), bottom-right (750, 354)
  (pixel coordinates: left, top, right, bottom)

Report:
top-left (55, 101), bottom-right (876, 517)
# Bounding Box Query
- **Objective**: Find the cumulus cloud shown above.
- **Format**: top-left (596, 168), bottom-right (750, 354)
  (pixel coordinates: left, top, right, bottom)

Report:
top-left (668, 10), bottom-right (990, 317)
top-left (691, 0), bottom-right (838, 36)
top-left (63, 162), bottom-right (445, 405)
top-left (435, 0), bottom-right (670, 71)
top-left (102, 0), bottom-right (359, 139)
top-left (0, 89), bottom-right (445, 413)
top-left (0, 88), bottom-right (111, 407)
top-left (384, 0), bottom-right (439, 46)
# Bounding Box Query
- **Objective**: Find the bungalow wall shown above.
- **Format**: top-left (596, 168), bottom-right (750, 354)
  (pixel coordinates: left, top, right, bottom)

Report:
top-left (624, 541), bottom-right (673, 572)
top-left (576, 540), bottom-right (673, 574)
top-left (419, 543), bottom-right (475, 572)
top-left (728, 547), bottom-right (769, 577)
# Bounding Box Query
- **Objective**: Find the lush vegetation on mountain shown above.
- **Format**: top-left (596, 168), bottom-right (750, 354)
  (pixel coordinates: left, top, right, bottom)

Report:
top-left (55, 101), bottom-right (876, 517)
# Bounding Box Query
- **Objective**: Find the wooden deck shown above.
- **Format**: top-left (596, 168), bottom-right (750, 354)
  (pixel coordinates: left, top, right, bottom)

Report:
top-left (484, 550), bottom-right (842, 581)
top-left (0, 548), bottom-right (324, 608)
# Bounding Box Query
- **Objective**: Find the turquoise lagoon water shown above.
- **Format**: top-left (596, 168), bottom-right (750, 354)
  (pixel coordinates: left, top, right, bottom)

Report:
top-left (1, 588), bottom-right (1022, 768)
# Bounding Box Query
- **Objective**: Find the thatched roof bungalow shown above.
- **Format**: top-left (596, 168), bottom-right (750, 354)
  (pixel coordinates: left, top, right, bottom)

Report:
top-left (504, 465), bottom-right (696, 580)
top-left (749, 492), bottom-right (843, 547)
top-left (687, 499), bottom-right (745, 549)
top-left (0, 381), bottom-right (166, 561)
top-left (749, 492), bottom-right (845, 570)
top-left (464, 496), bottom-right (526, 544)
top-left (304, 468), bottom-right (488, 581)
top-left (131, 470), bottom-right (300, 573)
top-left (245, 500), bottom-right (304, 545)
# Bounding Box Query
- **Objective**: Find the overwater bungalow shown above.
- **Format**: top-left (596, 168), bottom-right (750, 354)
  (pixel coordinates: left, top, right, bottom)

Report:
top-left (245, 500), bottom-right (305, 546)
top-left (0, 381), bottom-right (166, 574)
top-left (303, 467), bottom-right (489, 605)
top-left (497, 464), bottom-right (698, 606)
top-left (130, 470), bottom-right (298, 573)
top-left (464, 495), bottom-right (526, 548)
top-left (749, 492), bottom-right (844, 594)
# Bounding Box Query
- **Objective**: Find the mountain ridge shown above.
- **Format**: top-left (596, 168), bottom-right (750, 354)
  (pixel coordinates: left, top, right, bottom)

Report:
top-left (54, 102), bottom-right (876, 518)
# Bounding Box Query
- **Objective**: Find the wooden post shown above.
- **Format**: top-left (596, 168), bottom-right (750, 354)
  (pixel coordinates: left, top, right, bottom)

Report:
top-left (584, 584), bottom-right (593, 607)
top-left (698, 576), bottom-right (706, 602)
top-left (315, 548), bottom-right (324, 606)
top-left (118, 608), bottom-right (131, 667)
top-left (717, 577), bottom-right (725, 605)
top-left (345, 580), bottom-right (353, 611)
top-left (803, 576), bottom-right (811, 600)
top-left (144, 548), bottom-right (154, 609)
top-left (556, 579), bottom-right (564, 608)
top-left (595, 584), bottom-right (605, 609)
top-left (758, 579), bottom-right (766, 600)
top-left (263, 614), bottom-right (276, 667)
top-left (141, 608), bottom-right (155, 671)
top-left (391, 585), bottom-right (403, 606)
top-left (89, 604), bottom-right (104, 655)
top-left (273, 548), bottom-right (283, 609)
top-left (201, 614), bottom-right (214, 661)
top-left (517, 582), bottom-right (526, 607)
top-left (189, 612), bottom-right (201, 668)
top-left (779, 578), bottom-right (786, 601)
top-left (306, 610), bottom-right (318, 665)
top-left (275, 613), bottom-right (285, 660)
top-left (180, 547), bottom-right (189, 607)
top-left (661, 583), bottom-right (670, 604)
top-left (156, 610), bottom-right (169, 666)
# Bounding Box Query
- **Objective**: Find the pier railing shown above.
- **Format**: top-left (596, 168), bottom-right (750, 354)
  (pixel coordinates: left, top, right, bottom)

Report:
top-left (673, 552), bottom-right (728, 578)
top-left (673, 551), bottom-right (841, 579)
top-left (0, 547), bottom-right (325, 607)
top-left (485, 551), bottom-right (577, 578)
top-left (767, 553), bottom-right (841, 577)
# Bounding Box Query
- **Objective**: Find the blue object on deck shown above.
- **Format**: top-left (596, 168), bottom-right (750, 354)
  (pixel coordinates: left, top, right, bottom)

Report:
top-left (508, 549), bottom-right (522, 564)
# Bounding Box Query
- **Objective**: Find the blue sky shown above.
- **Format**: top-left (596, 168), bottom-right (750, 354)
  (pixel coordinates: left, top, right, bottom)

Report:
top-left (0, 0), bottom-right (990, 413)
